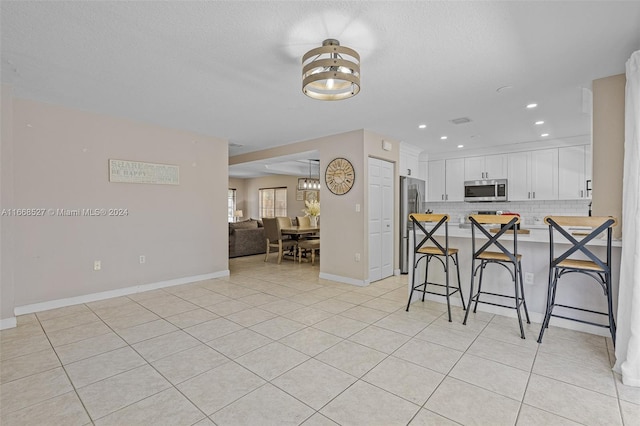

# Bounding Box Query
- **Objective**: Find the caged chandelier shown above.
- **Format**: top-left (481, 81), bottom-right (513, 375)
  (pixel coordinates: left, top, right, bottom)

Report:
top-left (302, 39), bottom-right (360, 101)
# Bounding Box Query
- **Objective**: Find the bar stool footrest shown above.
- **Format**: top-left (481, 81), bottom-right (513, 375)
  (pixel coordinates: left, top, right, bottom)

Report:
top-left (412, 286), bottom-right (462, 298)
top-left (551, 303), bottom-right (609, 317)
top-left (469, 297), bottom-right (526, 311)
top-left (548, 312), bottom-right (612, 329)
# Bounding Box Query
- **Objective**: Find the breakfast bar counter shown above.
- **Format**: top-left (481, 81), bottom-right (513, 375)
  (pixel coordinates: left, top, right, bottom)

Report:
top-left (407, 224), bottom-right (622, 337)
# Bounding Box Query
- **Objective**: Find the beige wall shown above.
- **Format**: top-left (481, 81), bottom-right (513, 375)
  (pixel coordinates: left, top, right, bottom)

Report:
top-left (231, 129), bottom-right (400, 283)
top-left (1, 85), bottom-right (15, 323)
top-left (592, 74), bottom-right (625, 239)
top-left (236, 175), bottom-right (310, 221)
top-left (8, 98), bottom-right (229, 308)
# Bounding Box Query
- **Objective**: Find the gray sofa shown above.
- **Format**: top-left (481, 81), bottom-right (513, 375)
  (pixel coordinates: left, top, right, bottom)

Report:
top-left (228, 219), bottom-right (266, 258)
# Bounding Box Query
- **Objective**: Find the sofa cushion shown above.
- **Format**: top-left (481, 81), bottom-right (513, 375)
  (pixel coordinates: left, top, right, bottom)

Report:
top-left (231, 220), bottom-right (258, 230)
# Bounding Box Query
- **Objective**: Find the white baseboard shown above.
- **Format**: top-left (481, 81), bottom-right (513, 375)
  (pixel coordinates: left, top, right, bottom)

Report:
top-left (410, 291), bottom-right (611, 337)
top-left (0, 316), bottom-right (17, 330)
top-left (14, 270), bottom-right (230, 316)
top-left (319, 272), bottom-right (368, 287)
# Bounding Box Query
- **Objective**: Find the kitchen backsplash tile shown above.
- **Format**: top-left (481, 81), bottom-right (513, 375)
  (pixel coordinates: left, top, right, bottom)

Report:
top-left (424, 200), bottom-right (591, 225)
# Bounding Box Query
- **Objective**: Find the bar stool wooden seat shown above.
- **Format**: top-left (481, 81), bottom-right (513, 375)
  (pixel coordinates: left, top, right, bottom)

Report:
top-left (463, 214), bottom-right (530, 338)
top-left (537, 216), bottom-right (617, 344)
top-left (406, 213), bottom-right (466, 322)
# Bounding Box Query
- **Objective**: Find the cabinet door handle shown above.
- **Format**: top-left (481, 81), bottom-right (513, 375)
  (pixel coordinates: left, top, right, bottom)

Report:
top-left (528, 192), bottom-right (531, 199)
top-left (485, 172), bottom-right (489, 178)
top-left (407, 168), bottom-right (411, 176)
top-left (533, 191), bottom-right (536, 199)
top-left (580, 190), bottom-right (584, 198)
top-left (441, 194), bottom-right (444, 200)
top-left (446, 194), bottom-right (449, 201)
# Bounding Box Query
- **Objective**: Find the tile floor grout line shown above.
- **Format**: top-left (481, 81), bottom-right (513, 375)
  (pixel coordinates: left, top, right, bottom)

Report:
top-left (33, 308), bottom-right (96, 425)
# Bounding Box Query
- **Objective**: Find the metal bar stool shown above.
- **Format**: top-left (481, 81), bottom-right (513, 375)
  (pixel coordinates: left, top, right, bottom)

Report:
top-left (405, 213), bottom-right (466, 322)
top-left (463, 214), bottom-right (530, 338)
top-left (537, 216), bottom-right (617, 345)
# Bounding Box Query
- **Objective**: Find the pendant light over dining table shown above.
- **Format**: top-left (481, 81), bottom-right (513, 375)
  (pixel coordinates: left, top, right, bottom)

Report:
top-left (302, 39), bottom-right (360, 101)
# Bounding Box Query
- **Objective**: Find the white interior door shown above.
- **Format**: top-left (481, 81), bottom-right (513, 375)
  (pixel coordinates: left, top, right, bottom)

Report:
top-left (369, 157), bottom-right (394, 282)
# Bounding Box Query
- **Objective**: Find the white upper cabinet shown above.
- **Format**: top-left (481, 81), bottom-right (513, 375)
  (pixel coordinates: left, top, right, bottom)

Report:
top-left (399, 143), bottom-right (422, 177)
top-left (484, 154), bottom-right (508, 179)
top-left (445, 158), bottom-right (465, 201)
top-left (427, 160), bottom-right (446, 201)
top-left (427, 158), bottom-right (465, 202)
top-left (531, 149), bottom-right (559, 200)
top-left (508, 152), bottom-right (530, 201)
top-left (429, 145), bottom-right (588, 203)
top-left (464, 154), bottom-right (507, 180)
top-left (464, 156), bottom-right (485, 180)
top-left (558, 145), bottom-right (591, 199)
top-left (508, 149), bottom-right (558, 201)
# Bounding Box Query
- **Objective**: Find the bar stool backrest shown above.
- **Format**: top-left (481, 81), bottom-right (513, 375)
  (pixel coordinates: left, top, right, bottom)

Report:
top-left (468, 214), bottom-right (521, 263)
top-left (544, 216), bottom-right (617, 271)
top-left (409, 213), bottom-right (450, 255)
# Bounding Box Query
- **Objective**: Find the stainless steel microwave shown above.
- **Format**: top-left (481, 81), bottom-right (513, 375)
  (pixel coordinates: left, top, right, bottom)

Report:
top-left (464, 179), bottom-right (508, 202)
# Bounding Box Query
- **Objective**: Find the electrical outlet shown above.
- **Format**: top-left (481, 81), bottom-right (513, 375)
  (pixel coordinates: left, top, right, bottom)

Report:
top-left (139, 255), bottom-right (146, 264)
top-left (94, 260), bottom-right (101, 271)
top-left (355, 253), bottom-right (361, 262)
top-left (355, 203), bottom-right (361, 212)
top-left (525, 272), bottom-right (534, 285)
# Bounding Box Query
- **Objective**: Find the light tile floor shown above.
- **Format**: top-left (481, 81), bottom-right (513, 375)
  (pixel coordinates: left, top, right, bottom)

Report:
top-left (1, 254), bottom-right (638, 425)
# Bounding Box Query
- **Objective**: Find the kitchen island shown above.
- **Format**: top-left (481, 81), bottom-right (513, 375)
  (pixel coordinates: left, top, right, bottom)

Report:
top-left (407, 224), bottom-right (622, 337)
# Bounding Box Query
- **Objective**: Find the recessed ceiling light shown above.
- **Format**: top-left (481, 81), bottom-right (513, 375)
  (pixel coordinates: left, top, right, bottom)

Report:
top-left (457, 144), bottom-right (464, 148)
top-left (418, 124), bottom-right (427, 129)
top-left (535, 120), bottom-right (544, 125)
top-left (526, 103), bottom-right (538, 109)
top-left (440, 136), bottom-right (448, 140)
top-left (541, 133), bottom-right (549, 137)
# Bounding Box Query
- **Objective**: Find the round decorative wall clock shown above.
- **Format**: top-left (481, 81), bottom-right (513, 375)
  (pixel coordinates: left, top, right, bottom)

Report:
top-left (325, 157), bottom-right (355, 195)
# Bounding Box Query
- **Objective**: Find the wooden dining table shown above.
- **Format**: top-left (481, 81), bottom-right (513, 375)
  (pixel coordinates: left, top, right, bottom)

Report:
top-left (281, 226), bottom-right (319, 237)
top-left (280, 226), bottom-right (319, 262)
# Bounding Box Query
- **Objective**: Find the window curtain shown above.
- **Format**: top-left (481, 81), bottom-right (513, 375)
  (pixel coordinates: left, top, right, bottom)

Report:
top-left (614, 49), bottom-right (640, 387)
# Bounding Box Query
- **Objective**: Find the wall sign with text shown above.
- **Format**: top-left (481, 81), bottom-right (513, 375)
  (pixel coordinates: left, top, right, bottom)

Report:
top-left (109, 159), bottom-right (179, 185)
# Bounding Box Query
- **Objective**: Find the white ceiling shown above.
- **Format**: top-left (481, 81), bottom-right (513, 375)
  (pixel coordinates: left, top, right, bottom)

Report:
top-left (2, 1), bottom-right (640, 178)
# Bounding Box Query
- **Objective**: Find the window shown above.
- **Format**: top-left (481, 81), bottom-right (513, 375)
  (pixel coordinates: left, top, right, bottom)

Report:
top-left (228, 189), bottom-right (236, 223)
top-left (259, 187), bottom-right (287, 218)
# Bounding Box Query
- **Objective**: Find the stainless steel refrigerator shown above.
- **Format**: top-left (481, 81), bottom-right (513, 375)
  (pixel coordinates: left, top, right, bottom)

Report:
top-left (400, 176), bottom-right (426, 274)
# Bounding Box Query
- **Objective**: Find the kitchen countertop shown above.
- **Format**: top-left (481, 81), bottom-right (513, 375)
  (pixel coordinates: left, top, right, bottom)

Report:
top-left (420, 223), bottom-right (622, 247)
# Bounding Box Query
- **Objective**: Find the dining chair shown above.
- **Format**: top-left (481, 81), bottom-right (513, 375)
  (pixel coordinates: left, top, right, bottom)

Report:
top-left (298, 239), bottom-right (320, 265)
top-left (537, 215), bottom-right (617, 344)
top-left (296, 215), bottom-right (319, 245)
top-left (296, 216), bottom-right (311, 228)
top-left (263, 217), bottom-right (297, 264)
